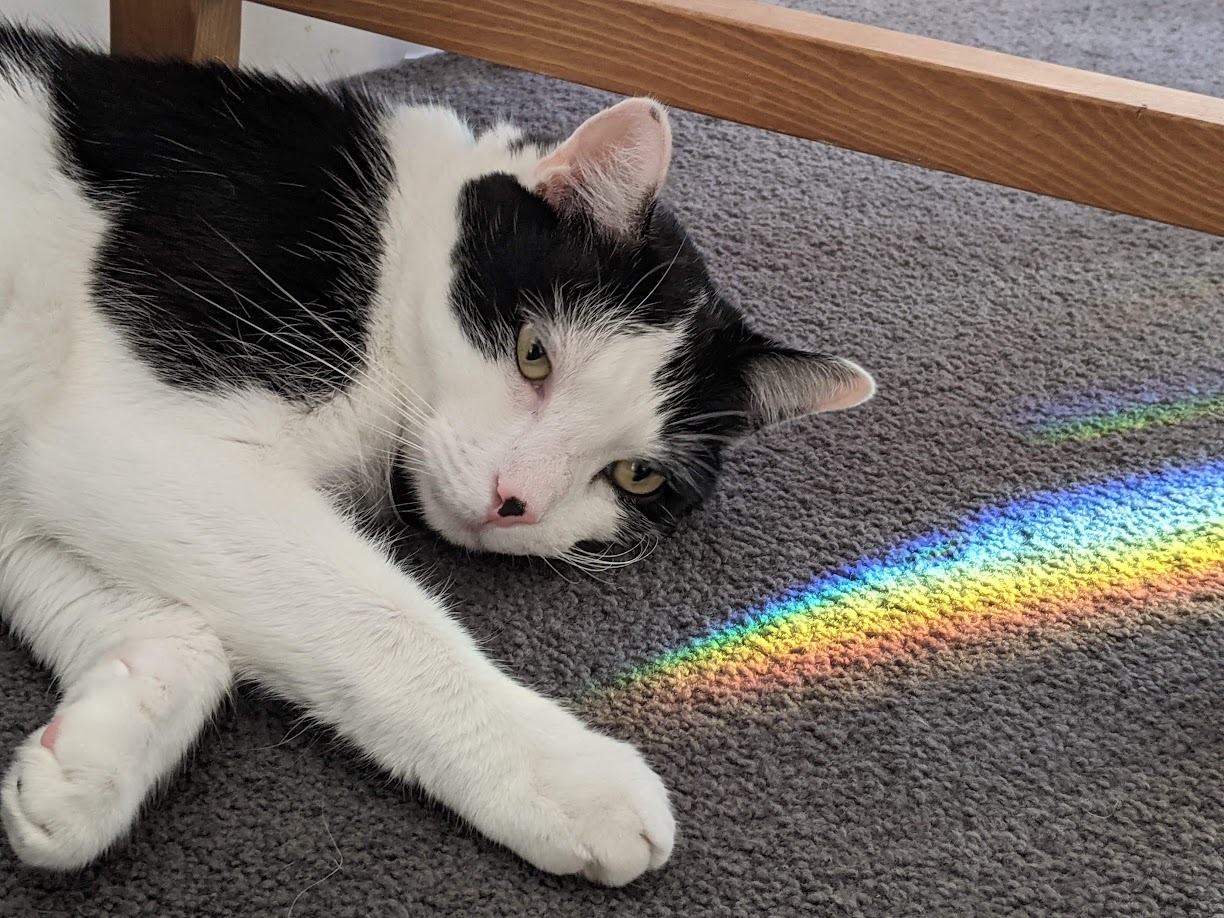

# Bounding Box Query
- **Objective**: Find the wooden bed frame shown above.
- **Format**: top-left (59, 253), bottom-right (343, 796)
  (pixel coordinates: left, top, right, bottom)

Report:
top-left (110, 0), bottom-right (1224, 237)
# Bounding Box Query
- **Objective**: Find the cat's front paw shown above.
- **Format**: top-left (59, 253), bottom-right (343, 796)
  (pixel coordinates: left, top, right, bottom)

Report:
top-left (1, 660), bottom-right (166, 869)
top-left (497, 717), bottom-right (675, 886)
top-left (1, 717), bottom-right (132, 869)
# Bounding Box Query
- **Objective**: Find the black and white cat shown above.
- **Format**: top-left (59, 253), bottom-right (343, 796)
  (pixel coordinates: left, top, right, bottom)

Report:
top-left (0, 26), bottom-right (874, 885)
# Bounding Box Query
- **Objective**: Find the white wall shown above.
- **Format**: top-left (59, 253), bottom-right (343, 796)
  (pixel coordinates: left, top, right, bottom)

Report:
top-left (0, 0), bottom-right (436, 80)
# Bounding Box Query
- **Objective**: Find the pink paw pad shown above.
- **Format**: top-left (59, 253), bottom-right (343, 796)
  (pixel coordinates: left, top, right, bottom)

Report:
top-left (40, 717), bottom-right (63, 752)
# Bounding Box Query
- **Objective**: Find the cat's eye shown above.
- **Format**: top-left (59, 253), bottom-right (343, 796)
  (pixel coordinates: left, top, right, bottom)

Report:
top-left (516, 323), bottom-right (552, 381)
top-left (607, 460), bottom-right (667, 496)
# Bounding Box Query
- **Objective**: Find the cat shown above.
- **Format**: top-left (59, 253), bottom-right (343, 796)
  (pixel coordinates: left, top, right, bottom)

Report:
top-left (0, 24), bottom-right (874, 886)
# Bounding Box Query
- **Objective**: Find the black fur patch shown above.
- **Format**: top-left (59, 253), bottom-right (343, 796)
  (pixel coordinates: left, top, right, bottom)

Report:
top-left (449, 174), bottom-right (708, 355)
top-left (1, 24), bottom-right (393, 399)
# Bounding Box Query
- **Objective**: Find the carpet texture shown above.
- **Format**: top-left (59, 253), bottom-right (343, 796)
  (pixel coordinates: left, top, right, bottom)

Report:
top-left (3, 2), bottom-right (1223, 915)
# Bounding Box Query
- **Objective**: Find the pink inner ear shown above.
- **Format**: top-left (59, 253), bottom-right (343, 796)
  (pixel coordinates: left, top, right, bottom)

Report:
top-left (534, 98), bottom-right (672, 232)
top-left (814, 362), bottom-right (877, 413)
top-left (535, 158), bottom-right (579, 211)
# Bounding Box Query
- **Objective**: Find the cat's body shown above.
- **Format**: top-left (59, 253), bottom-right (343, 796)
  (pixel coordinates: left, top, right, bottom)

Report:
top-left (0, 26), bottom-right (873, 884)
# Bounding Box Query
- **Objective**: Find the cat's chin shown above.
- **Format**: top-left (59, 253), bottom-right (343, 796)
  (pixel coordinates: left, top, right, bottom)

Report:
top-left (438, 520), bottom-right (573, 559)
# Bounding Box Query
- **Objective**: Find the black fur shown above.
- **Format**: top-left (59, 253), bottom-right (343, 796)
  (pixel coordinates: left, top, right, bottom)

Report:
top-left (449, 174), bottom-right (699, 356)
top-left (1, 24), bottom-right (392, 399)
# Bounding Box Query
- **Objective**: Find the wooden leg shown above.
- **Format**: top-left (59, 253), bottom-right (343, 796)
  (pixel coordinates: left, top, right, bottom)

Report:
top-left (110, 0), bottom-right (241, 66)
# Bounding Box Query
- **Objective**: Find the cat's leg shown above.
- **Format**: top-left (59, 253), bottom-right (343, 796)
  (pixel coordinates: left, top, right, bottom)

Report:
top-left (0, 531), bottom-right (231, 870)
top-left (25, 404), bottom-right (673, 885)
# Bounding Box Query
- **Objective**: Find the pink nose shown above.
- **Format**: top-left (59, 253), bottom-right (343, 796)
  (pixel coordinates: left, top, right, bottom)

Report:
top-left (486, 480), bottom-right (539, 526)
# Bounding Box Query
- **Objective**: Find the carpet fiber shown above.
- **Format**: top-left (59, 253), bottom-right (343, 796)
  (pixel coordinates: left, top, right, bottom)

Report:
top-left (3, 2), bottom-right (1223, 915)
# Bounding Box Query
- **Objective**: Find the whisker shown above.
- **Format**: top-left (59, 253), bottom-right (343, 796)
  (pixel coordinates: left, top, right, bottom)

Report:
top-left (627, 242), bottom-right (683, 322)
top-left (158, 272), bottom-right (424, 457)
top-left (542, 556), bottom-right (581, 585)
top-left (670, 408), bottom-right (750, 428)
top-left (203, 225), bottom-right (433, 427)
top-left (181, 255), bottom-right (432, 436)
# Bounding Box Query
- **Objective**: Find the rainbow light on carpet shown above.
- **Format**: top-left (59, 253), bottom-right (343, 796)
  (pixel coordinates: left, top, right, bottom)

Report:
top-left (604, 461), bottom-right (1224, 699)
top-left (1017, 382), bottom-right (1224, 445)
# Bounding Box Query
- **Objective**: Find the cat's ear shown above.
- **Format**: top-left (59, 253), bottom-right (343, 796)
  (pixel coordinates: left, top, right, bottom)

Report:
top-left (740, 344), bottom-right (876, 427)
top-left (532, 97), bottom-right (672, 238)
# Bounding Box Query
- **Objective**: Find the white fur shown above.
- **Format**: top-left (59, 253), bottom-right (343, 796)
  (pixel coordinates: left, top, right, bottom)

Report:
top-left (0, 74), bottom-right (675, 884)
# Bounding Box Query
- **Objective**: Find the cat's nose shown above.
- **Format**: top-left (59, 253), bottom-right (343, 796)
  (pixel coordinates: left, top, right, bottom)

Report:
top-left (498, 496), bottom-right (527, 518)
top-left (486, 479), bottom-right (540, 526)
top-left (486, 496), bottom-right (538, 526)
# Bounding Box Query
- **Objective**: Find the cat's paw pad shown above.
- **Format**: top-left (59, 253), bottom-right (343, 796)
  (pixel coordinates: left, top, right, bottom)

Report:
top-left (1, 674), bottom-right (163, 869)
top-left (512, 729), bottom-right (675, 886)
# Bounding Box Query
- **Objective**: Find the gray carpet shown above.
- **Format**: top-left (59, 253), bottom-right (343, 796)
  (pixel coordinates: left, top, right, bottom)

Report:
top-left (3, 2), bottom-right (1223, 915)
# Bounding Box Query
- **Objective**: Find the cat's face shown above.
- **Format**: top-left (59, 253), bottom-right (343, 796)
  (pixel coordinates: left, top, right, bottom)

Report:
top-left (397, 99), bottom-right (874, 561)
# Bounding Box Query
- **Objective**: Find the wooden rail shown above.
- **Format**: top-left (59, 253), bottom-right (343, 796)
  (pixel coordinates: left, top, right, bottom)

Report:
top-left (115, 0), bottom-right (1224, 235)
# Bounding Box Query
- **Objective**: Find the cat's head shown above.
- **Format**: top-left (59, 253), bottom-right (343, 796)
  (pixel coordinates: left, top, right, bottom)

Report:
top-left (395, 98), bottom-right (874, 560)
